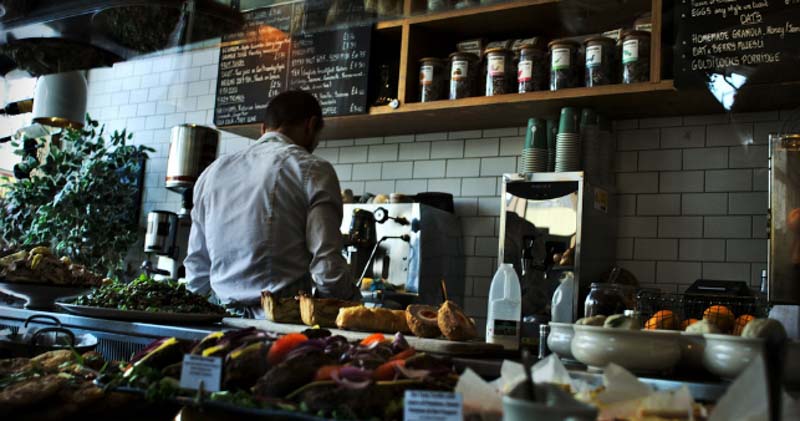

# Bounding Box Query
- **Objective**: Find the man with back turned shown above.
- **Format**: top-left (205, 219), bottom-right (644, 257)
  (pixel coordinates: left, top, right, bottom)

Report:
top-left (185, 90), bottom-right (361, 317)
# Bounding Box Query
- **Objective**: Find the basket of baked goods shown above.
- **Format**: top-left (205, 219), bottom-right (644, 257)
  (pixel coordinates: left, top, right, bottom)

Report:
top-left (0, 246), bottom-right (104, 309)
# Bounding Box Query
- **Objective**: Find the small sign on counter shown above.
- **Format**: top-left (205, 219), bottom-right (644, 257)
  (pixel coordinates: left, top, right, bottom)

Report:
top-left (404, 390), bottom-right (463, 421)
top-left (179, 354), bottom-right (222, 392)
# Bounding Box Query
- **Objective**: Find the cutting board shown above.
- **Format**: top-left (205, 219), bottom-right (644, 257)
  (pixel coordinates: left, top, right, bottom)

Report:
top-left (222, 318), bottom-right (504, 356)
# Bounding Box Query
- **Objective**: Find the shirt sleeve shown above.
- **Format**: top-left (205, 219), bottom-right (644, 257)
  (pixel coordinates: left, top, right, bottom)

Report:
top-left (305, 160), bottom-right (361, 301)
top-left (185, 183), bottom-right (212, 296)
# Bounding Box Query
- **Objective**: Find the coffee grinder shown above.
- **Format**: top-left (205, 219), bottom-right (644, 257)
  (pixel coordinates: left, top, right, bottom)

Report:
top-left (142, 124), bottom-right (218, 280)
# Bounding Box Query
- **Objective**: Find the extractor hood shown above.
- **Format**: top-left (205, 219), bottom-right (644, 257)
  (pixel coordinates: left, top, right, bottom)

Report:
top-left (0, 0), bottom-right (242, 77)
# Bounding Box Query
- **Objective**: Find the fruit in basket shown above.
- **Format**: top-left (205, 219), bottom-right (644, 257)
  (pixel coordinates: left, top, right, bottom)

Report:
top-left (681, 318), bottom-right (699, 330)
top-left (644, 310), bottom-right (680, 330)
top-left (703, 305), bottom-right (735, 332)
top-left (741, 318), bottom-right (787, 341)
top-left (733, 314), bottom-right (756, 336)
top-left (685, 319), bottom-right (721, 334)
top-left (604, 314), bottom-right (642, 329)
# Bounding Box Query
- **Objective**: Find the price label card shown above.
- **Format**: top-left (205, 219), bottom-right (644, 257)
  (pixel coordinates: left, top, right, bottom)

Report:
top-left (179, 355), bottom-right (222, 392)
top-left (403, 390), bottom-right (463, 421)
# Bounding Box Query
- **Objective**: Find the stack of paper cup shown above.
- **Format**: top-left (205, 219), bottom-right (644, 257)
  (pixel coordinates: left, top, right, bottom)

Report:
top-left (555, 107), bottom-right (581, 172)
top-left (520, 118), bottom-right (548, 173)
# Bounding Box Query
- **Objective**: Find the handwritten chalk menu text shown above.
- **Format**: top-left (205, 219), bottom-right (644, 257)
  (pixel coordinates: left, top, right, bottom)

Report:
top-left (675, 1), bottom-right (800, 88)
top-left (214, 3), bottom-right (372, 126)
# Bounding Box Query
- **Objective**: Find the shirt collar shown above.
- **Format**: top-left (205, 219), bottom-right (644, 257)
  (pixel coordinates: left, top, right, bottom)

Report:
top-left (257, 131), bottom-right (295, 145)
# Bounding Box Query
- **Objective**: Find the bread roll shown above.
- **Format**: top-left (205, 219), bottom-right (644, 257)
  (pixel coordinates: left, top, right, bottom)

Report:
top-left (335, 306), bottom-right (411, 333)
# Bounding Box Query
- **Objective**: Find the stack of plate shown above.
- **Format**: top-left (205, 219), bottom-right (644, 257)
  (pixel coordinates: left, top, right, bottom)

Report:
top-left (520, 118), bottom-right (548, 173)
top-left (555, 107), bottom-right (581, 172)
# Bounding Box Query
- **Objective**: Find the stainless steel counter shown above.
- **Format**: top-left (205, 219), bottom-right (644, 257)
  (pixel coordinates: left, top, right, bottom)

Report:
top-left (0, 305), bottom-right (218, 360)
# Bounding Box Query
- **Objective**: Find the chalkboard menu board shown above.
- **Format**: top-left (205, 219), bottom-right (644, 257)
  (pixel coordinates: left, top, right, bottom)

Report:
top-left (214, 3), bottom-right (371, 126)
top-left (675, 1), bottom-right (800, 89)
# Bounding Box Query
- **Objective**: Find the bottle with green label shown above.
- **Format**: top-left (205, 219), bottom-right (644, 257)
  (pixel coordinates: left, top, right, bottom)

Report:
top-left (486, 263), bottom-right (522, 350)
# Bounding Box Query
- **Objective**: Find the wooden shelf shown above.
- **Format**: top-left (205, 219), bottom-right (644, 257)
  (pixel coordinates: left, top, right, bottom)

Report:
top-left (221, 79), bottom-right (800, 140)
top-left (217, 0), bottom-right (794, 141)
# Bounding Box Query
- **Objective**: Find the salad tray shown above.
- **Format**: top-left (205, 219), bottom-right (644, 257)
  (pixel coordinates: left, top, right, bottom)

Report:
top-left (56, 301), bottom-right (224, 324)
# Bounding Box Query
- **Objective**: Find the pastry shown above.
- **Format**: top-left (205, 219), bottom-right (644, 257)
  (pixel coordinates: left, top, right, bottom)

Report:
top-left (605, 314), bottom-right (643, 329)
top-left (437, 300), bottom-right (476, 341)
top-left (261, 291), bottom-right (301, 323)
top-left (733, 314), bottom-right (755, 336)
top-left (299, 293), bottom-right (359, 328)
top-left (335, 306), bottom-right (410, 333)
top-left (685, 319), bottom-right (721, 334)
top-left (575, 315), bottom-right (606, 326)
top-left (405, 305), bottom-right (442, 338)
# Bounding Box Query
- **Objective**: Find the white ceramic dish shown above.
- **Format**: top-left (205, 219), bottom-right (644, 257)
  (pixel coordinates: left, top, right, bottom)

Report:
top-left (0, 282), bottom-right (89, 309)
top-left (571, 325), bottom-right (681, 373)
top-left (703, 334), bottom-right (800, 387)
top-left (679, 332), bottom-right (706, 370)
top-left (547, 322), bottom-right (574, 359)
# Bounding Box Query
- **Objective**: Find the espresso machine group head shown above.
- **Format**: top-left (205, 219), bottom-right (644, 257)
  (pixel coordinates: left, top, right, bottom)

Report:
top-left (142, 125), bottom-right (219, 280)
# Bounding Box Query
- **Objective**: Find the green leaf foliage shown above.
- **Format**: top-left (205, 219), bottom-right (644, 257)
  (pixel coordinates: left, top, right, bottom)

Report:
top-left (0, 115), bottom-right (153, 277)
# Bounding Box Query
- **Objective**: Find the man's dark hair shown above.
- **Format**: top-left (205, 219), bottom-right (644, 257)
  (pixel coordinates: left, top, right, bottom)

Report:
top-left (264, 90), bottom-right (324, 131)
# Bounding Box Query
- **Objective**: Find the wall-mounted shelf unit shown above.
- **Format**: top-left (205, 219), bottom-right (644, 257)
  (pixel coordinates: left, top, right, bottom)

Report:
top-left (220, 0), bottom-right (794, 141)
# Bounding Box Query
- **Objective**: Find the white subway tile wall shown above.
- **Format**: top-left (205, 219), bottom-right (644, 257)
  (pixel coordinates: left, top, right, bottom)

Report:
top-left (81, 47), bottom-right (776, 332)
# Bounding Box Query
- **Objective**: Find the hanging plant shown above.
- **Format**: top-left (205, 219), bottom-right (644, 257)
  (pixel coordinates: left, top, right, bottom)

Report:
top-left (0, 115), bottom-right (153, 277)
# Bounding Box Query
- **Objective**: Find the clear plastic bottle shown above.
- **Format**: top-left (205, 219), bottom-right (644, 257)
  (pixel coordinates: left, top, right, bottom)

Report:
top-left (486, 263), bottom-right (522, 350)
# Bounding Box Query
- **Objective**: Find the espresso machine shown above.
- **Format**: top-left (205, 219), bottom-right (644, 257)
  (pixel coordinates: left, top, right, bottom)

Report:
top-left (499, 172), bottom-right (616, 322)
top-left (143, 124), bottom-right (219, 280)
top-left (341, 203), bottom-right (465, 307)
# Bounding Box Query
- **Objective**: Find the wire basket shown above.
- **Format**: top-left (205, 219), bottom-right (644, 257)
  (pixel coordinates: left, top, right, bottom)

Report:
top-left (636, 288), bottom-right (768, 332)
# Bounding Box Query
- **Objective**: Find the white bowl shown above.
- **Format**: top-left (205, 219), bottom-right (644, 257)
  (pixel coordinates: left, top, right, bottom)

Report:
top-left (547, 322), bottom-right (574, 360)
top-left (703, 334), bottom-right (800, 387)
top-left (571, 325), bottom-right (681, 373)
top-left (679, 332), bottom-right (706, 370)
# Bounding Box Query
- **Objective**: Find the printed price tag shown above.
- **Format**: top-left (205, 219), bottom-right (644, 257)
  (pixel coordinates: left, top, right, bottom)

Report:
top-left (179, 354), bottom-right (222, 392)
top-left (404, 390), bottom-right (463, 421)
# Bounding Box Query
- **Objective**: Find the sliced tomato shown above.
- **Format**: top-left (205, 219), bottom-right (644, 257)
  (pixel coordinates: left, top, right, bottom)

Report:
top-left (373, 359), bottom-right (405, 381)
top-left (359, 333), bottom-right (386, 347)
top-left (267, 333), bottom-right (308, 366)
top-left (314, 365), bottom-right (342, 381)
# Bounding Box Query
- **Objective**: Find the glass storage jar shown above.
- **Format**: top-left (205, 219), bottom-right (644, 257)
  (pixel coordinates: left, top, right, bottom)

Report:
top-left (517, 43), bottom-right (546, 93)
top-left (584, 36), bottom-right (616, 87)
top-left (485, 47), bottom-right (513, 96)
top-left (419, 57), bottom-right (446, 102)
top-left (449, 52), bottom-right (479, 100)
top-left (584, 283), bottom-right (628, 317)
top-left (621, 30), bottom-right (651, 84)
top-left (548, 39), bottom-right (580, 90)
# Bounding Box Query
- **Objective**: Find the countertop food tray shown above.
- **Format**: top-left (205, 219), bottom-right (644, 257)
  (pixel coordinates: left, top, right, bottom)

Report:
top-left (56, 301), bottom-right (224, 324)
top-left (224, 318), bottom-right (504, 356)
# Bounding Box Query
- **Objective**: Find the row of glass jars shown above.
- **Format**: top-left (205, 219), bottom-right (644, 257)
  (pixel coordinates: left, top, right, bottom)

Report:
top-left (419, 30), bottom-right (650, 102)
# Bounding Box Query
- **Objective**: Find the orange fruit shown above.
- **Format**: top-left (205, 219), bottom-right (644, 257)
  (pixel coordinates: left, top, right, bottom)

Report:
top-left (681, 318), bottom-right (699, 330)
top-left (789, 208), bottom-right (800, 231)
top-left (703, 305), bottom-right (735, 332)
top-left (733, 314), bottom-right (756, 336)
top-left (645, 310), bottom-right (680, 330)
